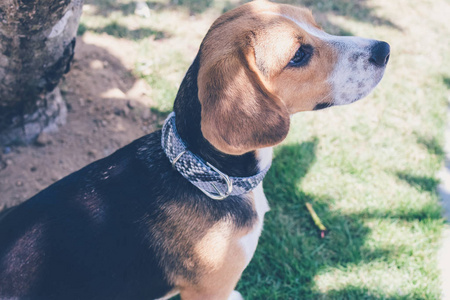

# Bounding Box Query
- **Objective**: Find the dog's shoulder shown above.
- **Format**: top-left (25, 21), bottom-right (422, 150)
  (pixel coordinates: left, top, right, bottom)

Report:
top-left (0, 130), bottom-right (259, 299)
top-left (0, 130), bottom-right (177, 299)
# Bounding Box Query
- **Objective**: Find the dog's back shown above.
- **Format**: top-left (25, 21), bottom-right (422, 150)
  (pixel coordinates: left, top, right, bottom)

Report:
top-left (0, 129), bottom-right (260, 299)
top-left (0, 133), bottom-right (174, 299)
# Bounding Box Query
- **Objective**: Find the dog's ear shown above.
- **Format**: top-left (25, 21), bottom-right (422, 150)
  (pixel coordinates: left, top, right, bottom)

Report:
top-left (197, 40), bottom-right (290, 155)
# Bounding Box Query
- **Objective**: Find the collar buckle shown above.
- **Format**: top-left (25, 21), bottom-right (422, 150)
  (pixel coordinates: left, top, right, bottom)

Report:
top-left (200, 162), bottom-right (233, 200)
top-left (172, 150), bottom-right (233, 200)
top-left (162, 112), bottom-right (268, 200)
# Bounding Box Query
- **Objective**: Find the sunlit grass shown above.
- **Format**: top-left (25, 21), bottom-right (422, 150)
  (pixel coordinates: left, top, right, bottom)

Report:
top-left (78, 0), bottom-right (450, 298)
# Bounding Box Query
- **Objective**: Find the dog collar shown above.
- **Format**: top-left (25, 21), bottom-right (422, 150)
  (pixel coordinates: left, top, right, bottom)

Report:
top-left (161, 112), bottom-right (271, 200)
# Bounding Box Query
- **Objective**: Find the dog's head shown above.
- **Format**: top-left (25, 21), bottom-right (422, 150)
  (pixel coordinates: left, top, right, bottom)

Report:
top-left (196, 1), bottom-right (390, 155)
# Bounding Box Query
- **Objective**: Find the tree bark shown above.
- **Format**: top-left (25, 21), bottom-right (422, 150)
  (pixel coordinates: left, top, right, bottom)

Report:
top-left (0, 0), bottom-right (83, 145)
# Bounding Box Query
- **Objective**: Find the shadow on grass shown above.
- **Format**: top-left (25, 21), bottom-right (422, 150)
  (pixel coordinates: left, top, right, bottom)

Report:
top-left (84, 0), bottom-right (214, 15)
top-left (88, 0), bottom-right (136, 16)
top-left (221, 0), bottom-right (402, 35)
top-left (354, 202), bottom-right (442, 222)
top-left (78, 21), bottom-right (168, 40)
top-left (237, 140), bottom-right (436, 299)
top-left (416, 134), bottom-right (445, 157)
top-left (396, 172), bottom-right (440, 194)
top-left (83, 0), bottom-right (402, 36)
top-left (442, 76), bottom-right (450, 89)
top-left (168, 0), bottom-right (214, 14)
top-left (297, 0), bottom-right (402, 31)
top-left (319, 285), bottom-right (426, 300)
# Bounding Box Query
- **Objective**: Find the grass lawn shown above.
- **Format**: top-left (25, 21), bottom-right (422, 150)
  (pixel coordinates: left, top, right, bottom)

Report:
top-left (79, 0), bottom-right (450, 298)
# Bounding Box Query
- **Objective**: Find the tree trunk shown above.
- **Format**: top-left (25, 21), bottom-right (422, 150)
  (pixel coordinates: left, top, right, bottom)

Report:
top-left (0, 0), bottom-right (83, 145)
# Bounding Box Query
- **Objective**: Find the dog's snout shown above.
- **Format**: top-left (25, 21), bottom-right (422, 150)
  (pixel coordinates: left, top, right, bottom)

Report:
top-left (369, 41), bottom-right (390, 67)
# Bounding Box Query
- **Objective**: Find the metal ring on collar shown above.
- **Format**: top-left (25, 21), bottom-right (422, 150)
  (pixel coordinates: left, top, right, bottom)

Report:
top-left (198, 162), bottom-right (233, 200)
top-left (171, 150), bottom-right (233, 200)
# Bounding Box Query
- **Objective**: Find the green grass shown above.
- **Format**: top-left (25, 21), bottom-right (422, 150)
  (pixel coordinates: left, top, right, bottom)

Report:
top-left (78, 0), bottom-right (450, 298)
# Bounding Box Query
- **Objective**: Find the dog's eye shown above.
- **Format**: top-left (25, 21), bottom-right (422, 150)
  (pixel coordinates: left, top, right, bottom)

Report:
top-left (288, 45), bottom-right (313, 67)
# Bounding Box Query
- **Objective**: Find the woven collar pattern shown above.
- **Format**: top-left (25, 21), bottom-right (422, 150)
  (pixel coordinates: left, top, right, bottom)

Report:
top-left (161, 112), bottom-right (271, 200)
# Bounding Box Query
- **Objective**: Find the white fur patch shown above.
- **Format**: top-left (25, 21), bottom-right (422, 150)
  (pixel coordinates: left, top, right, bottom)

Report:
top-left (328, 37), bottom-right (386, 105)
top-left (240, 183), bottom-right (270, 265)
top-left (256, 147), bottom-right (273, 170)
top-left (155, 289), bottom-right (180, 300)
top-left (228, 290), bottom-right (244, 300)
top-left (237, 148), bottom-right (272, 264)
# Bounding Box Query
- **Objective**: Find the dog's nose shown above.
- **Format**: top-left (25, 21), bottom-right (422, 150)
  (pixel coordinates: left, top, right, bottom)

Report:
top-left (369, 41), bottom-right (390, 67)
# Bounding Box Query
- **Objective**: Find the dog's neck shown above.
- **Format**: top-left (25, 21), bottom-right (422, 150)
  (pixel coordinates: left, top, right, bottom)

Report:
top-left (173, 55), bottom-right (271, 178)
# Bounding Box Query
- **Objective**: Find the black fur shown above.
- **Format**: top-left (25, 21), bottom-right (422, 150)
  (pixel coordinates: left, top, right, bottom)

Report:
top-left (0, 53), bottom-right (260, 299)
top-left (313, 102), bottom-right (333, 111)
top-left (174, 55), bottom-right (260, 178)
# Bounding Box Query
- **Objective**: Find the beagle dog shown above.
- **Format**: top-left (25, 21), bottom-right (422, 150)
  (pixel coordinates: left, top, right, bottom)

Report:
top-left (0, 1), bottom-right (389, 299)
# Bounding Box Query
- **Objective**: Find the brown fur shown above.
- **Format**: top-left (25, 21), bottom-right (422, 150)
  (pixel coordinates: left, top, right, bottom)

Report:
top-left (173, 2), bottom-right (342, 294)
top-left (197, 1), bottom-right (338, 155)
top-left (149, 193), bottom-right (257, 295)
top-left (163, 1), bottom-right (386, 298)
top-left (179, 222), bottom-right (252, 300)
top-left (154, 196), bottom-right (257, 299)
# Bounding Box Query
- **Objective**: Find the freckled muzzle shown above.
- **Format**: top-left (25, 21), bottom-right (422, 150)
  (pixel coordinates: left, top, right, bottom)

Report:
top-left (328, 37), bottom-right (390, 106)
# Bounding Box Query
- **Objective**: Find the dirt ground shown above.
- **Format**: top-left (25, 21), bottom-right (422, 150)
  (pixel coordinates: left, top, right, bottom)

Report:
top-left (0, 33), bottom-right (165, 209)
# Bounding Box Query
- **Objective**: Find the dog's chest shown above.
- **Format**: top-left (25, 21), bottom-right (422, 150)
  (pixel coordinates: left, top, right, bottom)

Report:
top-left (237, 147), bottom-right (272, 263)
top-left (239, 183), bottom-right (270, 264)
top-left (194, 147), bottom-right (272, 268)
top-left (191, 183), bottom-right (269, 275)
